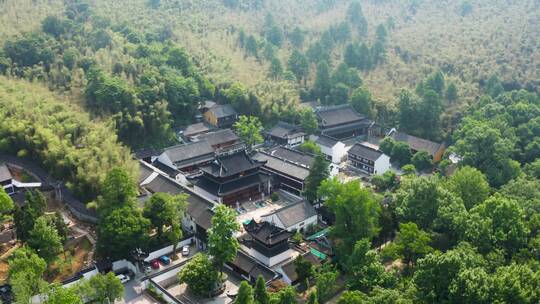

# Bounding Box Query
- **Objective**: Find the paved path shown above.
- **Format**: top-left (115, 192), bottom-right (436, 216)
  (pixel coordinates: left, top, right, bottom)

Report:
top-left (0, 154), bottom-right (98, 222)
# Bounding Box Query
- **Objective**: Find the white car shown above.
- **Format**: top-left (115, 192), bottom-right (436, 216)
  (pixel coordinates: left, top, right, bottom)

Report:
top-left (181, 245), bottom-right (190, 256)
top-left (116, 274), bottom-right (130, 284)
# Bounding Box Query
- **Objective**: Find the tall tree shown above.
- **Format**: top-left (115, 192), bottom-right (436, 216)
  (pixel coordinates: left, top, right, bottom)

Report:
top-left (318, 179), bottom-right (380, 260)
top-left (396, 176), bottom-right (446, 229)
top-left (299, 109), bottom-right (318, 135)
top-left (383, 222), bottom-right (433, 266)
top-left (413, 243), bottom-right (486, 303)
top-left (347, 1), bottom-right (368, 36)
top-left (8, 247), bottom-right (47, 304)
top-left (316, 265), bottom-right (339, 303)
top-left (0, 187), bottom-right (14, 217)
top-left (289, 27), bottom-right (305, 49)
top-left (97, 206), bottom-right (150, 259)
top-left (28, 216), bottom-right (63, 264)
top-left (269, 57), bottom-right (283, 79)
top-left (288, 50), bottom-right (309, 82)
top-left (350, 86), bottom-right (373, 117)
top-left (207, 204), bottom-right (240, 273)
top-left (236, 281), bottom-right (254, 304)
top-left (345, 239), bottom-right (389, 292)
top-left (446, 166), bottom-right (490, 210)
top-left (254, 275), bottom-right (269, 304)
top-left (314, 61), bottom-right (331, 101)
top-left (143, 192), bottom-right (188, 239)
top-left (304, 154), bottom-right (330, 202)
top-left (14, 190), bottom-right (47, 241)
top-left (77, 272), bottom-right (124, 303)
top-left (466, 195), bottom-right (528, 255)
top-left (234, 115), bottom-right (263, 150)
top-left (44, 284), bottom-right (83, 304)
top-left (178, 253), bottom-right (219, 297)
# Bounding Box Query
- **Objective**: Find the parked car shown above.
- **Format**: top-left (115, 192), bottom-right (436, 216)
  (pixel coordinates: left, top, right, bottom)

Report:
top-left (181, 245), bottom-right (190, 256)
top-left (151, 259), bottom-right (160, 269)
top-left (116, 274), bottom-right (130, 284)
top-left (159, 255), bottom-right (171, 265)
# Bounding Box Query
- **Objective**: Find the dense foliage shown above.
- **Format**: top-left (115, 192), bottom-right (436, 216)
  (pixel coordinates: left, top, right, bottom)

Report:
top-left (0, 77), bottom-right (136, 201)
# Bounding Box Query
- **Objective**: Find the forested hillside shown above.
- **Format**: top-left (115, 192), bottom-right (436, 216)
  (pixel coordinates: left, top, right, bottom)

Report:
top-left (0, 76), bottom-right (136, 201)
top-left (1, 0), bottom-right (538, 135)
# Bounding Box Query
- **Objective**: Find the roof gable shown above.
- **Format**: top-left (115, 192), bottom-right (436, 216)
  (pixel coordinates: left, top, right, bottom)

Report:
top-left (390, 130), bottom-right (442, 157)
top-left (0, 164), bottom-right (12, 183)
top-left (273, 201), bottom-right (317, 228)
top-left (316, 105), bottom-right (365, 127)
top-left (348, 143), bottom-right (383, 161)
top-left (209, 104), bottom-right (237, 118)
top-left (163, 141), bottom-right (214, 164)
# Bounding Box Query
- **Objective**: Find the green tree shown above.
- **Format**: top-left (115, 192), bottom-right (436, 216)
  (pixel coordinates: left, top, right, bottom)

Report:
top-left (254, 275), bottom-right (269, 304)
top-left (316, 266), bottom-right (339, 303)
top-left (396, 176), bottom-right (441, 229)
top-left (424, 71), bottom-right (445, 95)
top-left (44, 284), bottom-right (83, 304)
top-left (350, 86), bottom-right (373, 117)
top-left (266, 25), bottom-right (284, 47)
top-left (97, 167), bottom-right (137, 214)
top-left (375, 24), bottom-right (388, 43)
top-left (28, 216), bottom-right (63, 264)
top-left (401, 164), bottom-right (416, 176)
top-left (338, 291), bottom-right (366, 304)
top-left (391, 142), bottom-right (412, 166)
top-left (143, 192), bottom-right (188, 239)
top-left (42, 16), bottom-right (68, 38)
top-left (294, 255), bottom-right (314, 284)
top-left (413, 242), bottom-right (486, 303)
top-left (77, 272), bottom-right (124, 303)
top-left (289, 27), bottom-right (305, 49)
top-left (288, 50), bottom-right (309, 82)
top-left (299, 109), bottom-right (318, 135)
top-left (234, 115), bottom-right (263, 150)
top-left (446, 166), bottom-right (490, 210)
top-left (304, 154), bottom-right (330, 202)
top-left (466, 195), bottom-right (528, 255)
top-left (0, 187), bottom-right (14, 217)
top-left (411, 151), bottom-right (432, 172)
top-left (314, 61), bottom-right (331, 101)
top-left (318, 179), bottom-right (380, 260)
top-left (347, 1), bottom-right (368, 36)
top-left (14, 190), bottom-right (46, 241)
top-left (269, 57), bottom-right (283, 79)
top-left (345, 239), bottom-right (389, 292)
top-left (208, 204), bottom-right (240, 273)
top-left (236, 281), bottom-right (254, 304)
top-left (97, 206), bottom-right (150, 259)
top-left (491, 263), bottom-right (540, 303)
top-left (446, 82), bottom-right (458, 103)
top-left (307, 290), bottom-right (318, 304)
top-left (378, 137), bottom-right (395, 156)
top-left (383, 222), bottom-right (433, 266)
top-left (453, 120), bottom-right (520, 187)
top-left (245, 35), bottom-right (258, 57)
top-left (298, 140), bottom-right (321, 154)
top-left (8, 246), bottom-right (47, 304)
top-left (178, 253), bottom-right (219, 297)
top-left (448, 267), bottom-right (493, 304)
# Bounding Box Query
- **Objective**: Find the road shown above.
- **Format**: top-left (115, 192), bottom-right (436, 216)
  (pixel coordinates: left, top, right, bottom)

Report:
top-left (0, 154), bottom-right (98, 222)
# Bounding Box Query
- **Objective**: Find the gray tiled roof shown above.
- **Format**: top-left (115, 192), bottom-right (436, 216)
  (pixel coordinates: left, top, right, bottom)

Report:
top-left (270, 200), bottom-right (317, 228)
top-left (269, 147), bottom-right (314, 168)
top-left (315, 134), bottom-right (339, 147)
top-left (253, 152), bottom-right (310, 181)
top-left (200, 150), bottom-right (263, 178)
top-left (268, 121), bottom-right (305, 140)
top-left (316, 105), bottom-right (365, 127)
top-left (197, 129), bottom-right (239, 147)
top-left (0, 164), bottom-right (12, 183)
top-left (184, 122), bottom-right (212, 137)
top-left (348, 143), bottom-right (383, 161)
top-left (209, 104), bottom-right (237, 118)
top-left (390, 131), bottom-right (443, 157)
top-left (163, 141), bottom-right (214, 164)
